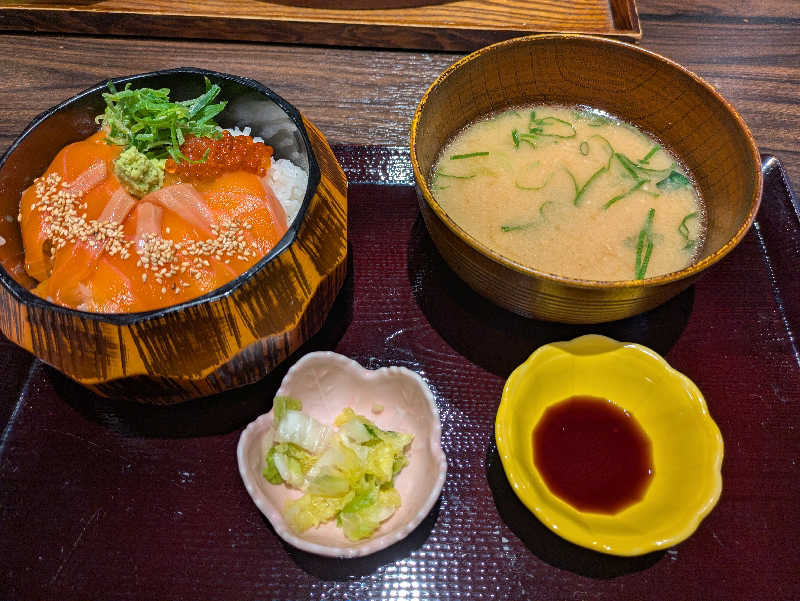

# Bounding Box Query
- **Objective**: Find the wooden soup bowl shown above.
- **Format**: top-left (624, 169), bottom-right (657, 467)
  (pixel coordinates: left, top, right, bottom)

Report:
top-left (0, 68), bottom-right (347, 404)
top-left (410, 34), bottom-right (762, 323)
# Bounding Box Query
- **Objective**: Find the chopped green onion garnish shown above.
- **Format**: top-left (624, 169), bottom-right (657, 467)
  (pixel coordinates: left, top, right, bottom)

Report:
top-left (587, 115), bottom-right (611, 127)
top-left (639, 145), bottom-right (659, 164)
top-left (678, 211), bottom-right (698, 249)
top-left (515, 173), bottom-right (552, 191)
top-left (501, 204), bottom-right (551, 232)
top-left (657, 170), bottom-right (690, 190)
top-left (430, 171), bottom-right (446, 191)
top-left (634, 208), bottom-right (656, 279)
top-left (638, 238), bottom-right (654, 280)
top-left (603, 179), bottom-right (646, 210)
top-left (572, 110), bottom-right (612, 127)
top-left (615, 153), bottom-right (643, 180)
top-left (579, 141), bottom-right (590, 155)
top-left (450, 152), bottom-right (489, 160)
top-left (588, 115), bottom-right (611, 127)
top-left (512, 129), bottom-right (520, 149)
top-left (588, 135), bottom-right (615, 168)
top-left (632, 163), bottom-right (673, 176)
top-left (574, 166), bottom-right (607, 206)
top-left (534, 116), bottom-right (576, 138)
top-left (434, 169), bottom-right (476, 180)
top-left (96, 78), bottom-right (225, 163)
top-left (564, 168), bottom-right (578, 201)
top-left (501, 222), bottom-right (534, 232)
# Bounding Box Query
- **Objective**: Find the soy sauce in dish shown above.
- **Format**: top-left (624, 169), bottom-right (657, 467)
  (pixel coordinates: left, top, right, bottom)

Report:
top-left (532, 396), bottom-right (654, 514)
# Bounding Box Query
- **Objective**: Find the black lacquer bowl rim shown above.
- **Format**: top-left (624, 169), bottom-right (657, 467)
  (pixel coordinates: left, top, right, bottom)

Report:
top-left (0, 66), bottom-right (320, 326)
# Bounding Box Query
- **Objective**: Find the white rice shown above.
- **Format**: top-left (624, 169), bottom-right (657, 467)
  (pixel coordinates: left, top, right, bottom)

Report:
top-left (226, 126), bottom-right (307, 225)
top-left (266, 157), bottom-right (307, 225)
top-left (226, 125), bottom-right (263, 144)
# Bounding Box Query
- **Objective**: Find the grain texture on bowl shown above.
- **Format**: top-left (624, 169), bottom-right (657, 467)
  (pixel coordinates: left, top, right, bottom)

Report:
top-left (0, 67), bottom-right (348, 403)
top-left (411, 34), bottom-right (762, 323)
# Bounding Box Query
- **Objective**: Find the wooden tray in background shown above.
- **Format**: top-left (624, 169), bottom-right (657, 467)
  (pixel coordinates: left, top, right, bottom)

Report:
top-left (0, 0), bottom-right (641, 51)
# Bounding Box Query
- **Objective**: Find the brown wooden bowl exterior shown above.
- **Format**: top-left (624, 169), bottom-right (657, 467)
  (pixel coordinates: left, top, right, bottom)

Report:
top-left (416, 191), bottom-right (698, 323)
top-left (410, 34), bottom-right (762, 323)
top-left (0, 76), bottom-right (347, 404)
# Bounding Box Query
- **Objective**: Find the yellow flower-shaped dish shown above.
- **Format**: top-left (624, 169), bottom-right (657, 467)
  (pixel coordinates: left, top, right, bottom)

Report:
top-left (495, 334), bottom-right (723, 556)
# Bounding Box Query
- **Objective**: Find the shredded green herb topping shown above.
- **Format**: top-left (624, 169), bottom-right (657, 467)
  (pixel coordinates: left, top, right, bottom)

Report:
top-left (96, 77), bottom-right (226, 163)
top-left (450, 152), bottom-right (489, 160)
top-left (615, 152), bottom-right (642, 180)
top-left (639, 145), bottom-right (660, 164)
top-left (500, 222), bottom-right (531, 232)
top-left (573, 109), bottom-right (612, 127)
top-left (587, 135), bottom-right (615, 168)
top-left (515, 173), bottom-right (552, 191)
top-left (657, 170), bottom-right (691, 190)
top-left (635, 208), bottom-right (656, 279)
top-left (534, 116), bottom-right (576, 138)
top-left (515, 114), bottom-right (576, 147)
top-left (500, 198), bottom-right (556, 232)
top-left (604, 179), bottom-right (647, 210)
top-left (433, 108), bottom-right (700, 280)
top-left (678, 211), bottom-right (698, 249)
top-left (574, 165), bottom-right (607, 206)
top-left (433, 169), bottom-right (475, 180)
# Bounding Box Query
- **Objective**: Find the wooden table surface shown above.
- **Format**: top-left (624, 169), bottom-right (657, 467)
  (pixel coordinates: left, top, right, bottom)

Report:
top-left (0, 0), bottom-right (798, 187)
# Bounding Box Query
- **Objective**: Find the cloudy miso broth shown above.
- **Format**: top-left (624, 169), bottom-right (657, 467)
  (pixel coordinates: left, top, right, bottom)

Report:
top-left (430, 106), bottom-right (704, 281)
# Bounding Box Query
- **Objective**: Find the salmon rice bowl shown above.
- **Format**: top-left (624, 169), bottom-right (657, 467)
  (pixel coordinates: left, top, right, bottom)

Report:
top-left (16, 77), bottom-right (309, 314)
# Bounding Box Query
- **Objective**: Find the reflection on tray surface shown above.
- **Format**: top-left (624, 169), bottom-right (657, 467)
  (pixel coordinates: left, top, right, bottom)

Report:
top-left (407, 215), bottom-right (694, 378)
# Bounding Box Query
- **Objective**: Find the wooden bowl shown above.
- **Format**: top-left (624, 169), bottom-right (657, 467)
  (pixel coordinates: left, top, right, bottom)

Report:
top-left (0, 68), bottom-right (347, 404)
top-left (410, 34), bottom-right (762, 323)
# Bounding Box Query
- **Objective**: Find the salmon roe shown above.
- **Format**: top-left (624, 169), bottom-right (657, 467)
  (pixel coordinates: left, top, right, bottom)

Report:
top-left (165, 131), bottom-right (274, 179)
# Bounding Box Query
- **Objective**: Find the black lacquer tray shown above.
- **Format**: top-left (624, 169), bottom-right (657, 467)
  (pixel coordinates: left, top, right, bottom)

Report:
top-left (0, 150), bottom-right (797, 600)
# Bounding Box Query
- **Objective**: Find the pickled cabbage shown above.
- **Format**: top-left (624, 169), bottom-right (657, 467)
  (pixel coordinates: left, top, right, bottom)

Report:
top-left (263, 398), bottom-right (413, 540)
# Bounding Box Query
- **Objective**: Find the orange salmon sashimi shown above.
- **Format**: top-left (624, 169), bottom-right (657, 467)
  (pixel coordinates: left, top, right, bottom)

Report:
top-left (20, 131), bottom-right (121, 281)
top-left (143, 183), bottom-right (217, 237)
top-left (20, 129), bottom-right (290, 313)
top-left (190, 170), bottom-right (288, 256)
top-left (37, 184), bottom-right (137, 309)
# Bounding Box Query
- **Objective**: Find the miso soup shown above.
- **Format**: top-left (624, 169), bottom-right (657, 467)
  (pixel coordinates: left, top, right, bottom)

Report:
top-left (430, 106), bottom-right (704, 281)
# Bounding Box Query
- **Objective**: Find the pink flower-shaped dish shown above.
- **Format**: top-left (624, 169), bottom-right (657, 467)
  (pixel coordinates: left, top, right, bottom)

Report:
top-left (237, 351), bottom-right (447, 558)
